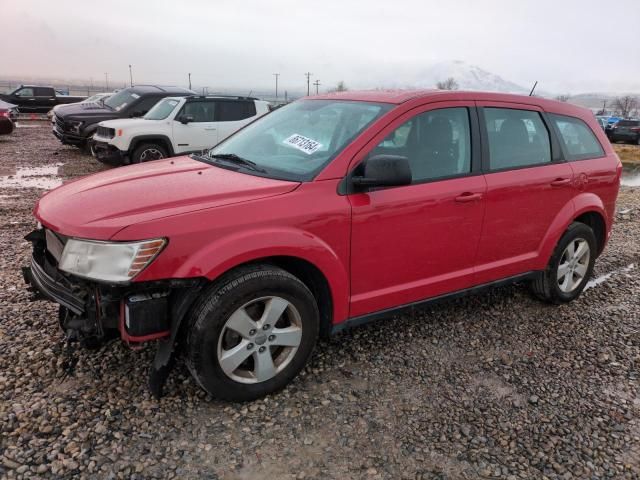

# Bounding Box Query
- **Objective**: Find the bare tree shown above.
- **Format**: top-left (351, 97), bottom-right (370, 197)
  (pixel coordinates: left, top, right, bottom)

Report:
top-left (436, 77), bottom-right (458, 90)
top-left (328, 81), bottom-right (348, 93)
top-left (554, 94), bottom-right (571, 102)
top-left (613, 95), bottom-right (638, 118)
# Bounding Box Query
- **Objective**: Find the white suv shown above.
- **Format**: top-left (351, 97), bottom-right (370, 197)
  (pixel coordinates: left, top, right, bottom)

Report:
top-left (92, 96), bottom-right (270, 164)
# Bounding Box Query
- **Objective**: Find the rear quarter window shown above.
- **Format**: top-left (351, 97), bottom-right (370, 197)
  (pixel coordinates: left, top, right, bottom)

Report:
top-left (549, 114), bottom-right (604, 161)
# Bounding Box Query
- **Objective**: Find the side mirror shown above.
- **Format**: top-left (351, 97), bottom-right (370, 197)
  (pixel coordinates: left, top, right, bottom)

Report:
top-left (178, 115), bottom-right (194, 125)
top-left (352, 155), bottom-right (412, 189)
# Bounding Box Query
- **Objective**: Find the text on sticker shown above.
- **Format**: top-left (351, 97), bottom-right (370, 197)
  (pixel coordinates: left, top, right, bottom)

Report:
top-left (283, 134), bottom-right (323, 155)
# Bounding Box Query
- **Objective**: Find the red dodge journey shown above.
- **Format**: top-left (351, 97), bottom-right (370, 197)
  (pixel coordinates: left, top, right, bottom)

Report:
top-left (24, 90), bottom-right (621, 401)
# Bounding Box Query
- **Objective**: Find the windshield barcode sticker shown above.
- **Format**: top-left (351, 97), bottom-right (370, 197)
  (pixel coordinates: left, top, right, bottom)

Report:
top-left (283, 134), bottom-right (322, 155)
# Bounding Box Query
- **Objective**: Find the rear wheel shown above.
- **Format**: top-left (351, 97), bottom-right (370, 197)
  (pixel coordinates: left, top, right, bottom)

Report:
top-left (531, 222), bottom-right (596, 304)
top-left (186, 265), bottom-right (319, 401)
top-left (131, 142), bottom-right (168, 163)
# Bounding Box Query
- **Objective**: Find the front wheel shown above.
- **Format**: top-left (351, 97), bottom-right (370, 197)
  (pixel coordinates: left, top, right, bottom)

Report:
top-left (131, 142), bottom-right (168, 163)
top-left (531, 222), bottom-right (596, 304)
top-left (185, 265), bottom-right (319, 401)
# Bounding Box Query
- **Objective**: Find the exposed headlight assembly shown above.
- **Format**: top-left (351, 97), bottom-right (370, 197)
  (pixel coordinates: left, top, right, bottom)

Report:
top-left (68, 120), bottom-right (84, 134)
top-left (59, 238), bottom-right (166, 283)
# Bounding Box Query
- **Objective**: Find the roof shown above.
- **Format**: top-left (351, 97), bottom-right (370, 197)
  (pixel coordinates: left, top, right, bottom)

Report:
top-left (130, 85), bottom-right (196, 95)
top-left (308, 89), bottom-right (589, 114)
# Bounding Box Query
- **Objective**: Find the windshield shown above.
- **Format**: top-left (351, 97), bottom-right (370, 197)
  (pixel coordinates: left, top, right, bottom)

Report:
top-left (104, 89), bottom-right (141, 111)
top-left (144, 98), bottom-right (180, 120)
top-left (207, 99), bottom-right (392, 181)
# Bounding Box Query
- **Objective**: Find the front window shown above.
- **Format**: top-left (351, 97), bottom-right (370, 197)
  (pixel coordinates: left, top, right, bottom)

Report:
top-left (206, 100), bottom-right (392, 181)
top-left (104, 89), bottom-right (141, 112)
top-left (144, 98), bottom-right (181, 120)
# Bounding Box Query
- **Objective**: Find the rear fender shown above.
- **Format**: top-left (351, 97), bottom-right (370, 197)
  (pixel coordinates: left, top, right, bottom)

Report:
top-left (536, 193), bottom-right (607, 269)
top-left (172, 227), bottom-right (349, 324)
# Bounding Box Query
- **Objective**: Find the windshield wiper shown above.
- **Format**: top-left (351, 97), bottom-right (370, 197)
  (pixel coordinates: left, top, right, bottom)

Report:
top-left (209, 153), bottom-right (266, 173)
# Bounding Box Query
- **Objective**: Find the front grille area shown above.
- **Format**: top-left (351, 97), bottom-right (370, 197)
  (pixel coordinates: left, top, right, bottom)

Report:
top-left (97, 126), bottom-right (115, 139)
top-left (54, 114), bottom-right (65, 132)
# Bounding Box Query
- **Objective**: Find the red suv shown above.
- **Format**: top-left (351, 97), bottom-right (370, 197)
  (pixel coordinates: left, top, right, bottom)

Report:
top-left (24, 90), bottom-right (621, 401)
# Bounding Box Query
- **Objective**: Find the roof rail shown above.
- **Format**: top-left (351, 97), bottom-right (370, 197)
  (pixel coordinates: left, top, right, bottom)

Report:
top-left (185, 94), bottom-right (260, 101)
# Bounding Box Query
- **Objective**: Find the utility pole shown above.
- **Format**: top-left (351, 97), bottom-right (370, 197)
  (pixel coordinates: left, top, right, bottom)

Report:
top-left (304, 72), bottom-right (312, 96)
top-left (313, 79), bottom-right (320, 95)
top-left (104, 72), bottom-right (109, 90)
top-left (273, 73), bottom-right (280, 100)
top-left (188, 73), bottom-right (192, 90)
top-left (129, 64), bottom-right (133, 87)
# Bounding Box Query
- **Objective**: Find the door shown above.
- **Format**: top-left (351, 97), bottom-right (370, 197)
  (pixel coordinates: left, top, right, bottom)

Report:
top-left (172, 99), bottom-right (218, 153)
top-left (473, 104), bottom-right (575, 284)
top-left (34, 87), bottom-right (56, 111)
top-left (10, 87), bottom-right (36, 110)
top-left (349, 104), bottom-right (486, 317)
top-left (214, 100), bottom-right (257, 142)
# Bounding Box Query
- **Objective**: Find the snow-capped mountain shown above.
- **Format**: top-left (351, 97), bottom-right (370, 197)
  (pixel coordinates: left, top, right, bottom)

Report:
top-left (382, 60), bottom-right (529, 94)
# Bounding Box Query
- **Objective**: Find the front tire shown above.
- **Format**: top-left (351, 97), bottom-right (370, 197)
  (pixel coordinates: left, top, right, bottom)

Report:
top-left (131, 142), bottom-right (168, 163)
top-left (531, 222), bottom-right (596, 304)
top-left (185, 265), bottom-right (319, 402)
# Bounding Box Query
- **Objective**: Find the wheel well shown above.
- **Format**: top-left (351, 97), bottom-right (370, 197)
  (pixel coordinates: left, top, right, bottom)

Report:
top-left (131, 137), bottom-right (172, 156)
top-left (574, 211), bottom-right (606, 255)
top-left (247, 256), bottom-right (334, 338)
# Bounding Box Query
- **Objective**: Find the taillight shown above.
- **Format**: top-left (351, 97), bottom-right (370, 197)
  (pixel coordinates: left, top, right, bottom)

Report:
top-left (0, 111), bottom-right (9, 118)
top-left (630, 127), bottom-right (640, 132)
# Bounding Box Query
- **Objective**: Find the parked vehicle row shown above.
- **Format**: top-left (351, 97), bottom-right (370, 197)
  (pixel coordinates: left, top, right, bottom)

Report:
top-left (607, 119), bottom-right (640, 145)
top-left (0, 99), bottom-right (18, 135)
top-left (24, 90), bottom-right (621, 401)
top-left (92, 95), bottom-right (270, 164)
top-left (0, 85), bottom-right (86, 113)
top-left (52, 85), bottom-right (194, 153)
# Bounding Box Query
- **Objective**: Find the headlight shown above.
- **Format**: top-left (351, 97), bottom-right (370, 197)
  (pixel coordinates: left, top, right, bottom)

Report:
top-left (68, 120), bottom-right (84, 134)
top-left (59, 238), bottom-right (166, 283)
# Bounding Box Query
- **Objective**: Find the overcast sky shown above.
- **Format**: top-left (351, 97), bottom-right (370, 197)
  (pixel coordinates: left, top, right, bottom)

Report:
top-left (4, 0), bottom-right (640, 94)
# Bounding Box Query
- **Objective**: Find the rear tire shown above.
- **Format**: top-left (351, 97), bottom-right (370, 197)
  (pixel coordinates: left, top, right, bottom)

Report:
top-left (531, 222), bottom-right (596, 304)
top-left (131, 142), bottom-right (168, 163)
top-left (185, 265), bottom-right (319, 402)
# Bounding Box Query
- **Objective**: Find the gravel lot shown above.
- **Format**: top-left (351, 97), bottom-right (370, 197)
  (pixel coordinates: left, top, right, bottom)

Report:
top-left (1, 123), bottom-right (639, 480)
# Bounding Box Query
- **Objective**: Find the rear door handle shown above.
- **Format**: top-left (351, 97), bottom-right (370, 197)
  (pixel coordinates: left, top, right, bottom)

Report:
top-left (550, 178), bottom-right (571, 187)
top-left (455, 192), bottom-right (483, 203)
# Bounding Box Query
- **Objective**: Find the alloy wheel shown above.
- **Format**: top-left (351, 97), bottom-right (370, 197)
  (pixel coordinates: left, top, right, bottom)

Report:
top-left (216, 296), bottom-right (303, 384)
top-left (139, 148), bottom-right (164, 161)
top-left (557, 238), bottom-right (590, 293)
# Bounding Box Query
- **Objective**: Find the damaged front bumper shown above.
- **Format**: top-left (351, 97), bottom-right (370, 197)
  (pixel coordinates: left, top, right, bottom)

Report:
top-left (23, 228), bottom-right (205, 397)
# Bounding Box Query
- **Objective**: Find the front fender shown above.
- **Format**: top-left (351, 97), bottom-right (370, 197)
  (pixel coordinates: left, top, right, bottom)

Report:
top-left (536, 193), bottom-right (607, 269)
top-left (172, 227), bottom-right (350, 324)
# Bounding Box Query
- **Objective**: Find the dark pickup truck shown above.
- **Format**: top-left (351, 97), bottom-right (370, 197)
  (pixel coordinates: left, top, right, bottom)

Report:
top-left (52, 85), bottom-right (195, 152)
top-left (0, 85), bottom-right (86, 113)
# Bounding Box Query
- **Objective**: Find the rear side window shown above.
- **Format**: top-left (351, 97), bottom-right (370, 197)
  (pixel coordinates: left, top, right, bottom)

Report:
top-left (216, 101), bottom-right (256, 121)
top-left (34, 87), bottom-right (52, 97)
top-left (617, 120), bottom-right (640, 127)
top-left (484, 108), bottom-right (551, 170)
top-left (550, 114), bottom-right (604, 160)
top-left (180, 100), bottom-right (216, 122)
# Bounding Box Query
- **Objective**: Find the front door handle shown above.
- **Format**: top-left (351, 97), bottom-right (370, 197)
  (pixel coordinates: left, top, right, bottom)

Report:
top-left (455, 192), bottom-right (482, 203)
top-left (550, 178), bottom-right (571, 187)
top-left (204, 127), bottom-right (217, 131)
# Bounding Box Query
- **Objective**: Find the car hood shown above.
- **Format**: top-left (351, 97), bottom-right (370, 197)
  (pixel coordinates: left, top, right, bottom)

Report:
top-left (35, 156), bottom-right (300, 239)
top-left (55, 102), bottom-right (117, 121)
top-left (98, 117), bottom-right (161, 129)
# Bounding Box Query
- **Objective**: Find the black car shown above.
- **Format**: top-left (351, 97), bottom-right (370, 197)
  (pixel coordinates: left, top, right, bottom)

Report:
top-left (0, 99), bottom-right (18, 135)
top-left (52, 85), bottom-right (195, 152)
top-left (608, 119), bottom-right (640, 145)
top-left (0, 85), bottom-right (86, 113)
